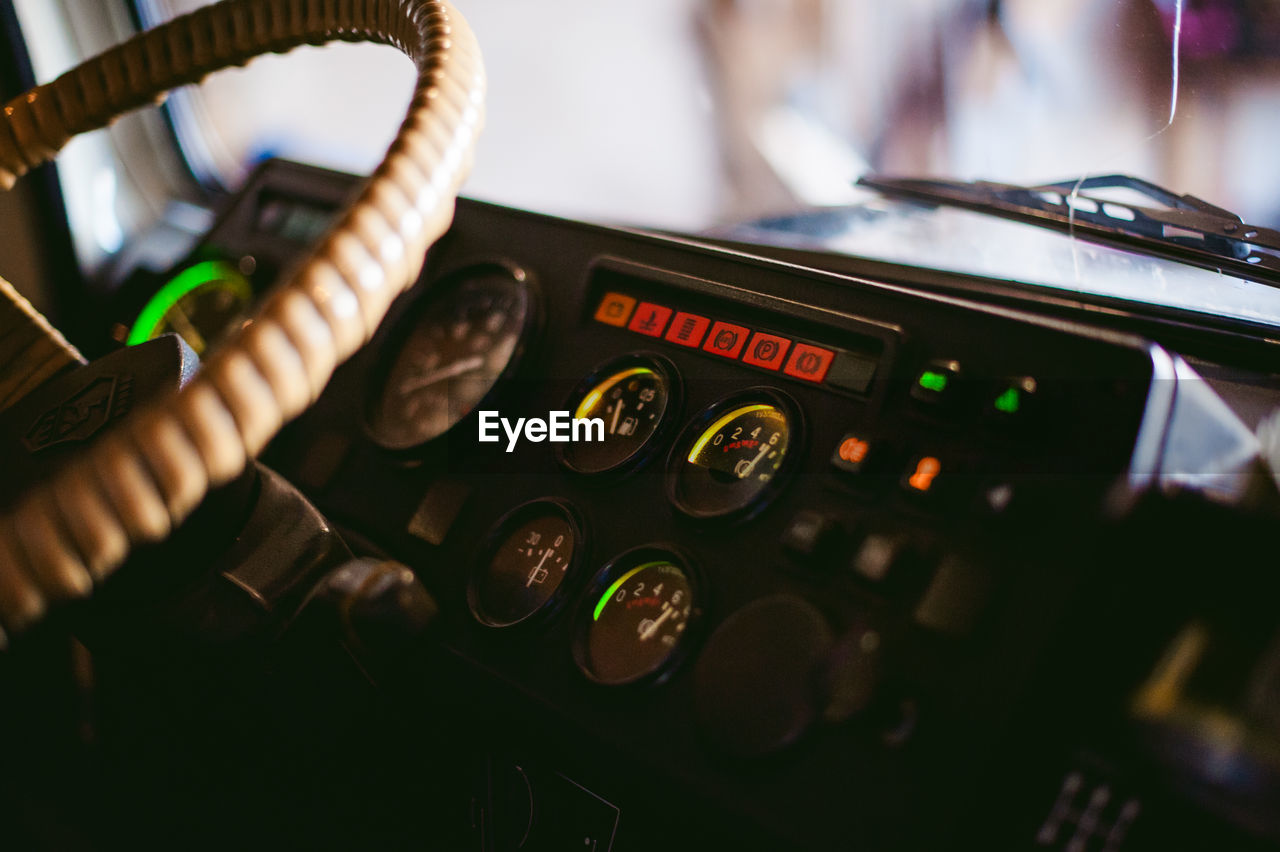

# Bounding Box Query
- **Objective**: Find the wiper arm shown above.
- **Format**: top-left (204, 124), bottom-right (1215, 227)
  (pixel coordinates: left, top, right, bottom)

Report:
top-left (858, 174), bottom-right (1280, 290)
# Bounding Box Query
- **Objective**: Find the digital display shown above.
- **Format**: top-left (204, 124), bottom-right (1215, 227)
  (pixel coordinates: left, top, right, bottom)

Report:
top-left (255, 194), bottom-right (337, 245)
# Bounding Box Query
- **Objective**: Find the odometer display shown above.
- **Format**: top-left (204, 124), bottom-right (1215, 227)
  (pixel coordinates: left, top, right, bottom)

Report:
top-left (668, 391), bottom-right (800, 520)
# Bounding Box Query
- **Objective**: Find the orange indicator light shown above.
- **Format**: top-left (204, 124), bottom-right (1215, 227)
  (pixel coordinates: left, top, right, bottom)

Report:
top-left (839, 437), bottom-right (869, 464)
top-left (908, 457), bottom-right (941, 492)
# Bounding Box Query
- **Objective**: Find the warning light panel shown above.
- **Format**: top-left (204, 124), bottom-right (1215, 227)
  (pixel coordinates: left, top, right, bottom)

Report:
top-left (592, 289), bottom-right (879, 396)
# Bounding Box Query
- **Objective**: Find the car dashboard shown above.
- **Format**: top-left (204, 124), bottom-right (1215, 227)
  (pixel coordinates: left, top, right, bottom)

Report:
top-left (6, 164), bottom-right (1280, 851)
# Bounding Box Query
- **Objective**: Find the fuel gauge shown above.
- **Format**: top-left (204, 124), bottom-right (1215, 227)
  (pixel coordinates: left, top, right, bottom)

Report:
top-left (560, 354), bottom-right (679, 475)
top-left (469, 500), bottom-right (584, 628)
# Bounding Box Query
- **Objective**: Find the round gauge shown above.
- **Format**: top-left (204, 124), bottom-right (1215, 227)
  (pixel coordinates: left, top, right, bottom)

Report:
top-left (126, 260), bottom-right (253, 355)
top-left (559, 354), bottom-right (680, 475)
top-left (667, 389), bottom-right (802, 521)
top-left (366, 264), bottom-right (534, 450)
top-left (469, 500), bottom-right (583, 628)
top-left (574, 547), bottom-right (700, 686)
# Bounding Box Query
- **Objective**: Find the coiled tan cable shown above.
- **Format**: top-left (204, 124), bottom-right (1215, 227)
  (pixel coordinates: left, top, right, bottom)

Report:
top-left (0, 0), bottom-right (484, 646)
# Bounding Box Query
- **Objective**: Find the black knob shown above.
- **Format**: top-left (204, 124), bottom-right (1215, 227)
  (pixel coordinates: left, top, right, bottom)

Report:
top-left (693, 594), bottom-right (833, 758)
top-left (308, 559), bottom-right (438, 652)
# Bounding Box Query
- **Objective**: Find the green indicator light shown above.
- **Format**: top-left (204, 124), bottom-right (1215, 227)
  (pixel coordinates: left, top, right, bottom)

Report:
top-left (918, 370), bottom-right (948, 393)
top-left (593, 561), bottom-right (668, 621)
top-left (994, 387), bottom-right (1021, 414)
top-left (126, 260), bottom-right (249, 346)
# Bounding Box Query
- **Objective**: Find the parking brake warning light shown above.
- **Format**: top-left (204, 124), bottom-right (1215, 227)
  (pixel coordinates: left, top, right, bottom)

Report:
top-left (742, 332), bottom-right (791, 370)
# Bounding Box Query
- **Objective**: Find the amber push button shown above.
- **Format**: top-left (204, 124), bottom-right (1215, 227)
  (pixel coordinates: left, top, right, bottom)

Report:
top-left (830, 433), bottom-right (872, 475)
top-left (902, 455), bottom-right (942, 496)
top-left (593, 292), bottom-right (636, 327)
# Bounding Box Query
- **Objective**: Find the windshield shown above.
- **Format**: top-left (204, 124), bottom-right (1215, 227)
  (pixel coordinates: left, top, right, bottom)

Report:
top-left (127, 0), bottom-right (1280, 321)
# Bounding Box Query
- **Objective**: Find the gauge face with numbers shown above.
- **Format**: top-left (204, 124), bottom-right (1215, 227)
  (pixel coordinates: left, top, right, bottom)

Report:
top-left (469, 500), bottom-right (583, 628)
top-left (574, 547), bottom-right (699, 686)
top-left (560, 354), bottom-right (679, 475)
top-left (366, 265), bottom-right (534, 451)
top-left (667, 390), bottom-right (802, 521)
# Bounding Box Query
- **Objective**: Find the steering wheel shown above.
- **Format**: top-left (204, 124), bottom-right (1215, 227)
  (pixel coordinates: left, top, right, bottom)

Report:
top-left (0, 0), bottom-right (484, 647)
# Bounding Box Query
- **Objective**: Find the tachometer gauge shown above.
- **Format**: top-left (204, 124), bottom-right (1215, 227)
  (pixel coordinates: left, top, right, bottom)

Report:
top-left (668, 389), bottom-right (802, 520)
top-left (559, 354), bottom-right (679, 475)
top-left (366, 264), bottom-right (535, 451)
top-left (126, 260), bottom-right (253, 355)
top-left (574, 546), bottom-right (700, 686)
top-left (469, 500), bottom-right (583, 628)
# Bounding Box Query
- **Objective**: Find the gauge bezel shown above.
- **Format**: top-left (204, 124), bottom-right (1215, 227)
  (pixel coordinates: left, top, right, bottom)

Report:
top-left (556, 352), bottom-right (683, 478)
top-left (467, 498), bottom-right (586, 629)
top-left (666, 387), bottom-right (805, 523)
top-left (571, 543), bottom-right (703, 688)
top-left (362, 260), bottom-right (541, 454)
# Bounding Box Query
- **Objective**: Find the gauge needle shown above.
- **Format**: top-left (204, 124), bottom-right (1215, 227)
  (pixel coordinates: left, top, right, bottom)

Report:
top-left (526, 547), bottom-right (552, 587)
top-left (610, 400), bottom-right (624, 434)
top-left (402, 355), bottom-right (485, 392)
top-left (737, 442), bottom-right (773, 480)
top-left (638, 603), bottom-right (674, 641)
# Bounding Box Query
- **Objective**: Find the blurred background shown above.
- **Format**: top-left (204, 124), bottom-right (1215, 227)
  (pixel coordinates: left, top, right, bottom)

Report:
top-left (8, 0), bottom-right (1280, 274)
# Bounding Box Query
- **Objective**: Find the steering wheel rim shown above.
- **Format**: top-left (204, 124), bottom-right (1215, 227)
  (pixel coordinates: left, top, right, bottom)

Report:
top-left (0, 0), bottom-right (485, 645)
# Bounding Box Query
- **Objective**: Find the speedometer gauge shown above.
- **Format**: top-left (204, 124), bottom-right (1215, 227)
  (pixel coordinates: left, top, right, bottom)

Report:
top-left (365, 264), bottom-right (535, 451)
top-left (668, 389), bottom-right (802, 520)
top-left (574, 546), bottom-right (701, 686)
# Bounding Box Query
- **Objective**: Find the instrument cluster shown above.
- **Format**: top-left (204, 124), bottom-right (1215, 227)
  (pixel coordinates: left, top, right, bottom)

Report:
top-left (358, 262), bottom-right (815, 689)
top-left (265, 198), bottom-right (1164, 849)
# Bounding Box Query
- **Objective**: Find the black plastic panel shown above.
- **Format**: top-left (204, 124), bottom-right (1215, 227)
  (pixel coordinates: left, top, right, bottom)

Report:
top-left (263, 199), bottom-right (1167, 849)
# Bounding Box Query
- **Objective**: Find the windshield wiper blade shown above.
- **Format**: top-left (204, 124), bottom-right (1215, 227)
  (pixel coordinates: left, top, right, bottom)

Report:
top-left (858, 174), bottom-right (1280, 289)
